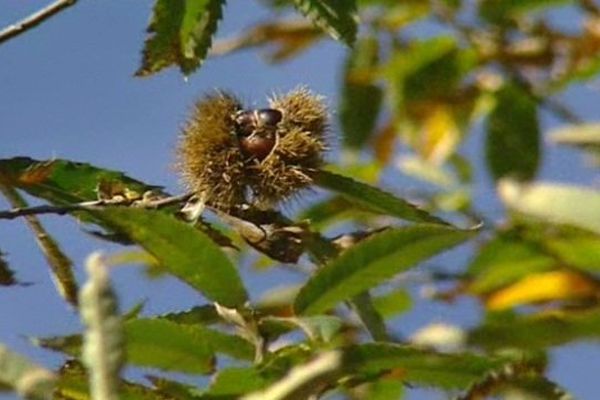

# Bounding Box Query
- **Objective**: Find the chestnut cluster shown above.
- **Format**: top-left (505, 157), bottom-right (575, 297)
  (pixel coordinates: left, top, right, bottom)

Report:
top-left (175, 87), bottom-right (328, 211)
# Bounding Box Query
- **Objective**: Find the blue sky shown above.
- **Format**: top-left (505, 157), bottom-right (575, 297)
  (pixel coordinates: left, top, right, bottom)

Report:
top-left (1, 1), bottom-right (599, 399)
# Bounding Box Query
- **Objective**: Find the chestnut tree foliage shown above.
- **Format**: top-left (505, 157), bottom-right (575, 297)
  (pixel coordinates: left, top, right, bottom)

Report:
top-left (1, 0), bottom-right (600, 399)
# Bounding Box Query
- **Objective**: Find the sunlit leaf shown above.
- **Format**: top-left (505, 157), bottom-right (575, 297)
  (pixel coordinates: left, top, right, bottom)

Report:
top-left (485, 83), bottom-right (540, 181)
top-left (137, 0), bottom-right (225, 76)
top-left (551, 123), bottom-right (600, 150)
top-left (90, 208), bottom-right (248, 307)
top-left (343, 343), bottom-right (506, 389)
top-left (339, 36), bottom-right (383, 148)
top-left (499, 180), bottom-right (600, 234)
top-left (295, 225), bottom-right (474, 315)
top-left (314, 170), bottom-right (449, 225)
top-left (410, 323), bottom-right (466, 351)
top-left (485, 270), bottom-right (600, 310)
top-left (206, 367), bottom-right (268, 396)
top-left (467, 235), bottom-right (556, 294)
top-left (469, 309), bottom-right (600, 350)
top-left (544, 234), bottom-right (600, 272)
top-left (0, 344), bottom-right (55, 400)
top-left (0, 157), bottom-right (161, 205)
top-left (292, 0), bottom-right (358, 46)
top-left (418, 104), bottom-right (462, 164)
top-left (365, 379), bottom-right (404, 400)
top-left (550, 122), bottom-right (600, 163)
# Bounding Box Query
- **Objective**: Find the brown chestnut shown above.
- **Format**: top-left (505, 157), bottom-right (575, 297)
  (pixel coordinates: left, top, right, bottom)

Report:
top-left (239, 133), bottom-right (276, 160)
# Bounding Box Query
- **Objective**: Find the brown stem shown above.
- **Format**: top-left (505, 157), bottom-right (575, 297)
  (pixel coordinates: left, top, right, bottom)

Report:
top-left (0, 192), bottom-right (193, 220)
top-left (0, 0), bottom-right (78, 45)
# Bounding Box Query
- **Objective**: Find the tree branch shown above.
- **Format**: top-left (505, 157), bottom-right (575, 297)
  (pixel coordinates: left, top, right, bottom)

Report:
top-left (0, 0), bottom-right (78, 45)
top-left (0, 192), bottom-right (192, 220)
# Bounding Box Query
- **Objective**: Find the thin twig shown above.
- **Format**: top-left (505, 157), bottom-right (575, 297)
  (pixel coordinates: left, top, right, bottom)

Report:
top-left (0, 192), bottom-right (193, 220)
top-left (0, 0), bottom-right (77, 45)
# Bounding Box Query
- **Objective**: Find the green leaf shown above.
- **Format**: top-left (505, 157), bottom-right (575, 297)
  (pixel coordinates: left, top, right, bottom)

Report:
top-left (294, 224), bottom-right (474, 315)
top-left (205, 367), bottom-right (268, 396)
top-left (503, 376), bottom-right (574, 400)
top-left (365, 380), bottom-right (404, 400)
top-left (467, 235), bottom-right (556, 294)
top-left (499, 180), bottom-right (600, 235)
top-left (545, 234), bottom-right (600, 272)
top-left (485, 84), bottom-right (540, 181)
top-left (36, 319), bottom-right (254, 374)
top-left (244, 351), bottom-right (342, 400)
top-left (0, 181), bottom-right (79, 306)
top-left (343, 343), bottom-right (505, 389)
top-left (124, 319), bottom-right (253, 374)
top-left (32, 334), bottom-right (81, 358)
top-left (263, 316), bottom-right (343, 342)
top-left (0, 344), bottom-right (55, 399)
top-left (300, 195), bottom-right (372, 228)
top-left (160, 304), bottom-right (221, 325)
top-left (313, 170), bottom-right (449, 225)
top-left (349, 291), bottom-right (390, 341)
top-left (292, 0), bottom-right (358, 46)
top-left (372, 288), bottom-right (412, 317)
top-left (469, 309), bottom-right (600, 350)
top-left (90, 208), bottom-right (248, 307)
top-left (137, 0), bottom-right (226, 76)
top-left (0, 157), bottom-right (161, 205)
top-left (479, 0), bottom-right (573, 24)
top-left (55, 360), bottom-right (165, 400)
top-left (146, 375), bottom-right (204, 399)
top-left (339, 36), bottom-right (383, 148)
top-left (385, 37), bottom-right (475, 109)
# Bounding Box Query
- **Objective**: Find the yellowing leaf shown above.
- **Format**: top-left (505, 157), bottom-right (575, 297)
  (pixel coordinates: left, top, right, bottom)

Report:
top-left (373, 121), bottom-right (397, 165)
top-left (486, 270), bottom-right (600, 310)
top-left (419, 105), bottom-right (460, 165)
top-left (18, 161), bottom-right (55, 185)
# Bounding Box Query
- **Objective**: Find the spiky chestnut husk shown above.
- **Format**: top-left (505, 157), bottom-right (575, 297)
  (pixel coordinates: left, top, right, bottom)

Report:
top-left (176, 88), bottom-right (328, 211)
top-left (248, 87), bottom-right (328, 206)
top-left (175, 92), bottom-right (246, 211)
